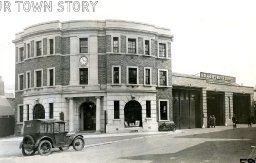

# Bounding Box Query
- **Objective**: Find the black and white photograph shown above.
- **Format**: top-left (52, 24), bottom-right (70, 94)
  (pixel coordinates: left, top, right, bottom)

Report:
top-left (0, 0), bottom-right (256, 162)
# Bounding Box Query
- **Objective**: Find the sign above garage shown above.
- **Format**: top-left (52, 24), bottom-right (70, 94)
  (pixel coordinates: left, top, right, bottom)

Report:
top-left (200, 72), bottom-right (236, 84)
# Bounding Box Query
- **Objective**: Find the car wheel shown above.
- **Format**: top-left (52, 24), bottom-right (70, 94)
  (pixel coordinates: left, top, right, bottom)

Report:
top-left (72, 137), bottom-right (85, 151)
top-left (37, 140), bottom-right (52, 156)
top-left (22, 136), bottom-right (36, 156)
top-left (59, 146), bottom-right (69, 151)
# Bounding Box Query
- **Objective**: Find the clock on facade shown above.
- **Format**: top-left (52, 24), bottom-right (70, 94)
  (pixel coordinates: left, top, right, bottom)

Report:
top-left (79, 56), bottom-right (88, 65)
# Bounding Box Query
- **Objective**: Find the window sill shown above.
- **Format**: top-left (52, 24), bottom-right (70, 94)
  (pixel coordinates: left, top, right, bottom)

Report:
top-left (159, 120), bottom-right (170, 122)
top-left (113, 119), bottom-right (121, 121)
top-left (126, 84), bottom-right (140, 87)
top-left (111, 84), bottom-right (122, 86)
top-left (17, 122), bottom-right (23, 125)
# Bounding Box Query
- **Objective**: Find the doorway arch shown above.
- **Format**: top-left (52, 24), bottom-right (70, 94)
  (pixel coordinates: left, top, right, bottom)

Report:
top-left (80, 101), bottom-right (96, 131)
top-left (124, 100), bottom-right (142, 127)
top-left (33, 104), bottom-right (45, 119)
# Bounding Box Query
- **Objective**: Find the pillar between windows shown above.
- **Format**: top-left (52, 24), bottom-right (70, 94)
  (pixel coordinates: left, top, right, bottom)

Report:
top-left (96, 96), bottom-right (101, 133)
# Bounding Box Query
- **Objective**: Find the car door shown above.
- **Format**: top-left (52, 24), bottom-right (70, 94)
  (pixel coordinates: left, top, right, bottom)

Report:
top-left (54, 123), bottom-right (65, 146)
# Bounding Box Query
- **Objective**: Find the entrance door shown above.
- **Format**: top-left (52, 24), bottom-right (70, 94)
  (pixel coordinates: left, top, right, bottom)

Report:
top-left (207, 92), bottom-right (225, 126)
top-left (124, 100), bottom-right (142, 127)
top-left (33, 104), bottom-right (45, 119)
top-left (80, 102), bottom-right (96, 131)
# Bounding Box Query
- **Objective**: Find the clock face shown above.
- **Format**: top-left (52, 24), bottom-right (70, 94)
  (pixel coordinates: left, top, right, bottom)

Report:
top-left (80, 56), bottom-right (88, 65)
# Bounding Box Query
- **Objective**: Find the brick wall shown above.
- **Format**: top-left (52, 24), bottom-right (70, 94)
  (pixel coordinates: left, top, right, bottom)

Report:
top-left (138, 37), bottom-right (143, 54)
top-left (121, 35), bottom-right (126, 53)
top-left (43, 38), bottom-right (47, 55)
top-left (156, 88), bottom-right (173, 121)
top-left (98, 36), bottom-right (106, 53)
top-left (106, 35), bottom-right (111, 53)
top-left (151, 39), bottom-right (158, 57)
top-left (31, 40), bottom-right (34, 57)
top-left (61, 37), bottom-right (70, 54)
top-left (98, 55), bottom-right (107, 84)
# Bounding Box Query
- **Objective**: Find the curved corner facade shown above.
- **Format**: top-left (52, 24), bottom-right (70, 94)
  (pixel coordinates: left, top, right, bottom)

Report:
top-left (14, 20), bottom-right (173, 134)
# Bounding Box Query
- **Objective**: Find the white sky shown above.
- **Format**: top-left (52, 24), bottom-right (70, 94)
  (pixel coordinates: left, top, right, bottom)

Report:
top-left (1, 0), bottom-right (256, 93)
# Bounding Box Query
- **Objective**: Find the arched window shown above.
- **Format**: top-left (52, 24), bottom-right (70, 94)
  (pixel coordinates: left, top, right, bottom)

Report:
top-left (124, 100), bottom-right (142, 127)
top-left (33, 104), bottom-right (45, 119)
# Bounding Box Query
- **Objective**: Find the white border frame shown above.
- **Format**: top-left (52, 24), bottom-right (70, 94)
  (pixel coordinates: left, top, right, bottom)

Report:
top-left (34, 69), bottom-right (43, 88)
top-left (112, 65), bottom-right (121, 84)
top-left (144, 67), bottom-right (152, 85)
top-left (47, 67), bottom-right (55, 86)
top-left (26, 43), bottom-right (31, 59)
top-left (127, 66), bottom-right (139, 85)
top-left (158, 69), bottom-right (168, 87)
top-left (25, 71), bottom-right (31, 89)
top-left (158, 99), bottom-right (170, 121)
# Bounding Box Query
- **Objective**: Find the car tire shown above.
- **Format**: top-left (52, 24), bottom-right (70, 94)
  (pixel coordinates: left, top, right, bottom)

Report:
top-left (37, 140), bottom-right (52, 156)
top-left (22, 136), bottom-right (36, 156)
top-left (72, 137), bottom-right (85, 151)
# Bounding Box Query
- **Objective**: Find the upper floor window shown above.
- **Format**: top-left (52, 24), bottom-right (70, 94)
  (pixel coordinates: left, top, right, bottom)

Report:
top-left (159, 43), bottom-right (166, 57)
top-left (80, 38), bottom-right (88, 53)
top-left (79, 68), bottom-right (88, 85)
top-left (36, 41), bottom-right (42, 56)
top-left (113, 37), bottom-right (119, 53)
top-left (27, 43), bottom-right (30, 58)
top-left (159, 70), bottom-right (168, 86)
top-left (49, 39), bottom-right (54, 55)
top-left (128, 38), bottom-right (136, 54)
top-left (128, 67), bottom-right (138, 84)
top-left (112, 66), bottom-right (121, 84)
top-left (144, 68), bottom-right (151, 85)
top-left (19, 47), bottom-right (24, 62)
top-left (47, 68), bottom-right (55, 86)
top-left (18, 74), bottom-right (24, 90)
top-left (145, 40), bottom-right (150, 55)
top-left (35, 70), bottom-right (43, 87)
top-left (26, 71), bottom-right (31, 89)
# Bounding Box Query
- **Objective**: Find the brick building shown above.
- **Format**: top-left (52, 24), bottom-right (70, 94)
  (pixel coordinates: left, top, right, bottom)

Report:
top-left (13, 20), bottom-right (254, 135)
top-left (13, 20), bottom-right (173, 134)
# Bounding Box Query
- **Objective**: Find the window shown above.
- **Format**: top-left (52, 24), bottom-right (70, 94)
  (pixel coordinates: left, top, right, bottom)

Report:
top-left (80, 38), bottom-right (88, 53)
top-left (49, 103), bottom-right (54, 119)
top-left (40, 124), bottom-right (48, 133)
top-left (159, 100), bottom-right (168, 120)
top-left (128, 38), bottom-right (136, 53)
top-left (159, 43), bottom-right (166, 57)
top-left (35, 70), bottom-right (42, 87)
top-left (18, 74), bottom-right (24, 90)
top-left (19, 47), bottom-right (24, 62)
top-left (27, 43), bottom-right (30, 58)
top-left (159, 70), bottom-right (168, 86)
top-left (144, 68), bottom-right (151, 85)
top-left (54, 123), bottom-right (60, 133)
top-left (27, 105), bottom-right (29, 120)
top-left (145, 40), bottom-right (150, 55)
top-left (112, 66), bottom-right (120, 84)
top-left (19, 105), bottom-right (23, 122)
top-left (36, 41), bottom-right (42, 56)
top-left (49, 39), bottom-right (54, 55)
top-left (114, 101), bottom-right (120, 119)
top-left (113, 37), bottom-right (119, 53)
top-left (26, 71), bottom-right (31, 89)
top-left (128, 67), bottom-right (138, 84)
top-left (79, 68), bottom-right (88, 84)
top-left (48, 68), bottom-right (55, 86)
top-left (146, 101), bottom-right (151, 118)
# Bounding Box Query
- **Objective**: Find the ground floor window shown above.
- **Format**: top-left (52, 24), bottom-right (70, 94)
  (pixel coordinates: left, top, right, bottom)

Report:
top-left (49, 103), bottom-right (54, 119)
top-left (146, 101), bottom-right (151, 118)
top-left (19, 105), bottom-right (23, 122)
top-left (114, 101), bottom-right (120, 119)
top-left (159, 100), bottom-right (169, 121)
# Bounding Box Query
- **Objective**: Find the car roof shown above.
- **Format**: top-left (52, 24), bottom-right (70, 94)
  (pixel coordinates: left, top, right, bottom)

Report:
top-left (25, 119), bottom-right (65, 124)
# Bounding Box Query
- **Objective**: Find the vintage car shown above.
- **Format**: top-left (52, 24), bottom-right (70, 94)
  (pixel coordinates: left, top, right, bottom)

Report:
top-left (20, 119), bottom-right (85, 156)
